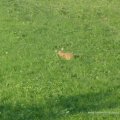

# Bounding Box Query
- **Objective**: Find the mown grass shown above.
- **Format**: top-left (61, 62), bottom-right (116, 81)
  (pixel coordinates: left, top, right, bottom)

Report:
top-left (0, 0), bottom-right (120, 120)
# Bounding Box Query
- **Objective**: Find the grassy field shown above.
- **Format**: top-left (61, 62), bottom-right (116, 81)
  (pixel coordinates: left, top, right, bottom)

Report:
top-left (0, 0), bottom-right (120, 120)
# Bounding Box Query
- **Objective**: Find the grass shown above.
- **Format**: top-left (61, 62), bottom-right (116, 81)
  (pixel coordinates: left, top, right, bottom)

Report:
top-left (0, 0), bottom-right (120, 120)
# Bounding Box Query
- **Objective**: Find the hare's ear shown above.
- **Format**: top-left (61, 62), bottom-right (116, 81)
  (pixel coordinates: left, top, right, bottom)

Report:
top-left (55, 50), bottom-right (58, 53)
top-left (61, 48), bottom-right (64, 51)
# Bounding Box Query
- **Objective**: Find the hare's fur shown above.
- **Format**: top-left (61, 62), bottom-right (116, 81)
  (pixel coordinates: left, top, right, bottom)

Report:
top-left (57, 50), bottom-right (74, 60)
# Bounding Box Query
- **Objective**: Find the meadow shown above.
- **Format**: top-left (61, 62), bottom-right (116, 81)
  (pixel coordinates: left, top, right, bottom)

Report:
top-left (0, 0), bottom-right (120, 120)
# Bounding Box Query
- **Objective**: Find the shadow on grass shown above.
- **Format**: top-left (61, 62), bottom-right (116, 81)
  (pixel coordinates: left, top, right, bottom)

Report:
top-left (0, 86), bottom-right (120, 120)
top-left (57, 90), bottom-right (119, 114)
top-left (0, 102), bottom-right (58, 120)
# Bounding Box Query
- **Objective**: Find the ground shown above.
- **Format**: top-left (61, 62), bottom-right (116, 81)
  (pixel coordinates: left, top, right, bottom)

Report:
top-left (0, 0), bottom-right (120, 120)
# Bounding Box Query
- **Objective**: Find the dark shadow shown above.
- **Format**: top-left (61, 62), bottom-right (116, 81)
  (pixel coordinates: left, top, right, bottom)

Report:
top-left (57, 89), bottom-right (120, 114)
top-left (0, 103), bottom-right (58, 120)
top-left (0, 86), bottom-right (120, 120)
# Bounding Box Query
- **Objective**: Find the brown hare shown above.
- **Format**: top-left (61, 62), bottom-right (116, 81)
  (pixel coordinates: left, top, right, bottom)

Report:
top-left (57, 49), bottom-right (79, 60)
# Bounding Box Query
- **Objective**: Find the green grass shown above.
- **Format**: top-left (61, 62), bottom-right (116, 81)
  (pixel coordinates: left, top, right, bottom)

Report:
top-left (0, 0), bottom-right (120, 120)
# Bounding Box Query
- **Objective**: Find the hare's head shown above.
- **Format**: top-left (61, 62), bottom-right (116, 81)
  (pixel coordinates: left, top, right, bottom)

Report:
top-left (57, 48), bottom-right (64, 55)
top-left (55, 48), bottom-right (64, 54)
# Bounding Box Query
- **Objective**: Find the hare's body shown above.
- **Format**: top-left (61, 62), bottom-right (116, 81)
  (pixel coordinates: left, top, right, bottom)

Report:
top-left (58, 51), bottom-right (74, 60)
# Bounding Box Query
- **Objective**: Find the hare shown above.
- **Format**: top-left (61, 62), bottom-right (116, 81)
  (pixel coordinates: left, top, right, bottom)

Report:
top-left (57, 48), bottom-right (79, 60)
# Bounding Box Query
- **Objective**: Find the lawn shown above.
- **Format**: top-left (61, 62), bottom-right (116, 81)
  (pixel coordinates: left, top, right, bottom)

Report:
top-left (0, 0), bottom-right (120, 120)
